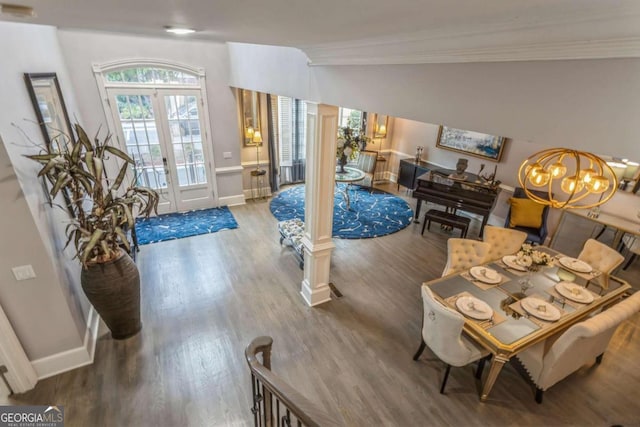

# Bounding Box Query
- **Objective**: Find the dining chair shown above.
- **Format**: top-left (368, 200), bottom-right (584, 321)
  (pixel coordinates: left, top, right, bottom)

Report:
top-left (354, 150), bottom-right (377, 187)
top-left (577, 238), bottom-right (625, 275)
top-left (413, 286), bottom-right (490, 394)
top-left (504, 187), bottom-right (552, 245)
top-left (482, 225), bottom-right (528, 261)
top-left (516, 291), bottom-right (640, 403)
top-left (620, 234), bottom-right (640, 270)
top-left (442, 238), bottom-right (492, 276)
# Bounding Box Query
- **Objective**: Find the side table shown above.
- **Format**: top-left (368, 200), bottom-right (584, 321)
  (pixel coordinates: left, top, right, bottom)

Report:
top-left (250, 169), bottom-right (267, 200)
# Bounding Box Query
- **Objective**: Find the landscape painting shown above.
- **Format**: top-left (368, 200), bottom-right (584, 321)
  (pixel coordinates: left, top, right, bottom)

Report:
top-left (436, 126), bottom-right (506, 162)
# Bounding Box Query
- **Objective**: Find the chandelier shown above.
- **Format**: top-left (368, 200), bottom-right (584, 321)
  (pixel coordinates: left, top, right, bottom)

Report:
top-left (518, 148), bottom-right (618, 209)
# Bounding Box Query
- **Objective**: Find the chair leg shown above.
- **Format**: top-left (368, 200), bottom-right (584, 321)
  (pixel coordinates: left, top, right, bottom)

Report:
top-left (412, 339), bottom-right (426, 361)
top-left (623, 253), bottom-right (637, 271)
top-left (596, 353), bottom-right (604, 364)
top-left (594, 225), bottom-right (607, 240)
top-left (535, 387), bottom-right (544, 404)
top-left (440, 364), bottom-right (452, 394)
top-left (476, 355), bottom-right (489, 379)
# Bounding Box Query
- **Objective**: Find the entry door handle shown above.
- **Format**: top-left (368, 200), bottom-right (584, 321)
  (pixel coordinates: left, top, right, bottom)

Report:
top-left (163, 157), bottom-right (169, 175)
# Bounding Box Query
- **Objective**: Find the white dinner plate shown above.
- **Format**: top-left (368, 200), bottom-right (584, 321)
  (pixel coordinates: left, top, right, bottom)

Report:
top-left (455, 296), bottom-right (494, 320)
top-left (521, 297), bottom-right (561, 321)
top-left (502, 255), bottom-right (528, 271)
top-left (469, 266), bottom-right (502, 284)
top-left (555, 281), bottom-right (594, 303)
top-left (558, 257), bottom-right (593, 273)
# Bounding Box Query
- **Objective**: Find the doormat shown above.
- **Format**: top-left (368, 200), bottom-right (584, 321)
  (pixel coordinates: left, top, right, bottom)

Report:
top-left (135, 206), bottom-right (238, 245)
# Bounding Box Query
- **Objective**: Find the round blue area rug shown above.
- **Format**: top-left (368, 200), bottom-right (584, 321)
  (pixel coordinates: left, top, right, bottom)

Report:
top-left (269, 184), bottom-right (413, 239)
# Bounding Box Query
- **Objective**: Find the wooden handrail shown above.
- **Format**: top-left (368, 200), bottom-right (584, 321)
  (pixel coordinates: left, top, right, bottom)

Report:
top-left (245, 336), bottom-right (343, 427)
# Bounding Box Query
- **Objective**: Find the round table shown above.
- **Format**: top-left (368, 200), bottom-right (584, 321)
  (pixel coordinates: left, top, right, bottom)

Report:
top-left (335, 166), bottom-right (365, 210)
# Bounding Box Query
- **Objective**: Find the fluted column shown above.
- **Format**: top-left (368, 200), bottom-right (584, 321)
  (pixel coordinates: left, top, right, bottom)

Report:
top-left (300, 103), bottom-right (338, 306)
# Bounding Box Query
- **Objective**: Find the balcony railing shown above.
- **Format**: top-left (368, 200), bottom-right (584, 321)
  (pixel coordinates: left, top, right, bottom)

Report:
top-left (245, 336), bottom-right (343, 427)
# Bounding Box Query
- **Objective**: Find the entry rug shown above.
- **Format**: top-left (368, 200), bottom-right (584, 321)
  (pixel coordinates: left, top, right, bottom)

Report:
top-left (270, 184), bottom-right (413, 239)
top-left (135, 206), bottom-right (238, 245)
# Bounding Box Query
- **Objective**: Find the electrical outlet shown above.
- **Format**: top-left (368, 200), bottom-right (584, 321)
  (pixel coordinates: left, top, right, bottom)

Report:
top-left (223, 151), bottom-right (232, 159)
top-left (12, 265), bottom-right (36, 281)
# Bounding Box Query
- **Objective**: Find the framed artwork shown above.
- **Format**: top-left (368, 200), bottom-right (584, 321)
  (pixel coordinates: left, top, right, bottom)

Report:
top-left (436, 125), bottom-right (506, 162)
top-left (24, 73), bottom-right (74, 149)
top-left (240, 89), bottom-right (262, 146)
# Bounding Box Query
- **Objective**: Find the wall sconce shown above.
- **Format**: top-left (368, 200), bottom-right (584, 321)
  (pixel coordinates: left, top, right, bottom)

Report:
top-left (518, 148), bottom-right (618, 209)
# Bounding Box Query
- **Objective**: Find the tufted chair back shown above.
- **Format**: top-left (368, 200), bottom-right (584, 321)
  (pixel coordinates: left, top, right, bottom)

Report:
top-left (517, 292), bottom-right (640, 396)
top-left (420, 286), bottom-right (479, 366)
top-left (577, 238), bottom-right (625, 274)
top-left (483, 225), bottom-right (528, 261)
top-left (442, 238), bottom-right (491, 276)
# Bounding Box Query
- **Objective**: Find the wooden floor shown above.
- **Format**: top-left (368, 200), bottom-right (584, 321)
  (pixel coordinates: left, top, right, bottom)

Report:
top-left (8, 183), bottom-right (640, 426)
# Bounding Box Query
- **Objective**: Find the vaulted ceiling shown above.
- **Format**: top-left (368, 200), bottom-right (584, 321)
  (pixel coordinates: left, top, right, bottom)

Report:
top-left (3, 0), bottom-right (640, 64)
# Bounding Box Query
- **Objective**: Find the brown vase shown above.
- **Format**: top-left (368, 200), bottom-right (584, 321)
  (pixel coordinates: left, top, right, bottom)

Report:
top-left (81, 251), bottom-right (142, 340)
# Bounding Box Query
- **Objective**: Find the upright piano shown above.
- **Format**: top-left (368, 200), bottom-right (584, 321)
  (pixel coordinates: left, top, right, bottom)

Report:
top-left (412, 167), bottom-right (501, 237)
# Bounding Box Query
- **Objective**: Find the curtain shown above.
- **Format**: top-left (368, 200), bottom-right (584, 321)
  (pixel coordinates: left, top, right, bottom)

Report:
top-left (278, 97), bottom-right (306, 185)
top-left (267, 95), bottom-right (279, 193)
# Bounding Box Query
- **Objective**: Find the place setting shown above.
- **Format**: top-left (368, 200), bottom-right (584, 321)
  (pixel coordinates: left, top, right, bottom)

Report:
top-left (445, 292), bottom-right (506, 329)
top-left (546, 280), bottom-right (599, 309)
top-left (461, 266), bottom-right (507, 289)
top-left (554, 256), bottom-right (602, 281)
top-left (509, 294), bottom-right (565, 327)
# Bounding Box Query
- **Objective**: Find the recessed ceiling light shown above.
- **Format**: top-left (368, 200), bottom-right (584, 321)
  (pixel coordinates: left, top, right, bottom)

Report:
top-left (164, 26), bottom-right (196, 35)
top-left (0, 3), bottom-right (35, 17)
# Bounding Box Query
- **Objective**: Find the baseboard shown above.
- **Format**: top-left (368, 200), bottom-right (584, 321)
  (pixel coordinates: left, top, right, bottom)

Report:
top-left (243, 187), bottom-right (272, 200)
top-left (31, 307), bottom-right (100, 380)
top-left (218, 194), bottom-right (246, 206)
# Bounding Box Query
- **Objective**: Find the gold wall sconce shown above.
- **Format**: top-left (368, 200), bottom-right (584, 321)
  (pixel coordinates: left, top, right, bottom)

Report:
top-left (518, 148), bottom-right (618, 209)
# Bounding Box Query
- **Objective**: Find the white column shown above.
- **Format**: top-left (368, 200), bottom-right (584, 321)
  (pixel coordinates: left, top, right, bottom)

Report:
top-left (300, 103), bottom-right (338, 306)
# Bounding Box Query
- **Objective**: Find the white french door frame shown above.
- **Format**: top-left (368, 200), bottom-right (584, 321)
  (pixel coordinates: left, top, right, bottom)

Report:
top-left (92, 59), bottom-right (219, 213)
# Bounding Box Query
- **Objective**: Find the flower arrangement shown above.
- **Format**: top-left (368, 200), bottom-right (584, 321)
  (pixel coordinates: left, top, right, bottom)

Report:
top-left (336, 127), bottom-right (369, 172)
top-left (516, 243), bottom-right (552, 269)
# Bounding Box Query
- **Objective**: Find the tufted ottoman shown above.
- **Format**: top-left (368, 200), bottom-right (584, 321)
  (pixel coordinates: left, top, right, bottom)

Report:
top-left (277, 218), bottom-right (305, 269)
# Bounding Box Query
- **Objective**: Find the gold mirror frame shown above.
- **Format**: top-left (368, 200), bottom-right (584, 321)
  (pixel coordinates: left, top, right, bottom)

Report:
top-left (240, 89), bottom-right (261, 146)
top-left (372, 113), bottom-right (388, 138)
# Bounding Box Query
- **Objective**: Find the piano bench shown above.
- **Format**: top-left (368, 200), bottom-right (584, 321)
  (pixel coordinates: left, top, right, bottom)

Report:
top-left (421, 209), bottom-right (471, 238)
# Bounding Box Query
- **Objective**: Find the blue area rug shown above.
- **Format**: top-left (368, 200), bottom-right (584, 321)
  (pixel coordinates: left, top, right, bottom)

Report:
top-left (135, 206), bottom-right (238, 245)
top-left (270, 184), bottom-right (413, 239)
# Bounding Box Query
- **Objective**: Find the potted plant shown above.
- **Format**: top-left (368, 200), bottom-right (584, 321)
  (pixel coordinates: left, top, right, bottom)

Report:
top-left (26, 123), bottom-right (159, 339)
top-left (336, 126), bottom-right (369, 173)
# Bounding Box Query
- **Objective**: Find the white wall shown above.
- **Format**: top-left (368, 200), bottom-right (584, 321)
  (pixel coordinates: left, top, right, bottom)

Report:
top-left (57, 29), bottom-right (243, 199)
top-left (0, 29), bottom-right (86, 361)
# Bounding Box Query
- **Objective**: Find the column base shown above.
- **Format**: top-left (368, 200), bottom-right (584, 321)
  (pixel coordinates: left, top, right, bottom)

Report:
top-left (300, 279), bottom-right (332, 307)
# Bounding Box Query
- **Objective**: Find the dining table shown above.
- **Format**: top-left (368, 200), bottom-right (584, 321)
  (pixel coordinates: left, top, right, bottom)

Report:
top-left (424, 246), bottom-right (632, 401)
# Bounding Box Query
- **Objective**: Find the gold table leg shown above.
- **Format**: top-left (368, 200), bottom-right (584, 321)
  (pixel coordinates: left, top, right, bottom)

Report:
top-left (480, 355), bottom-right (509, 401)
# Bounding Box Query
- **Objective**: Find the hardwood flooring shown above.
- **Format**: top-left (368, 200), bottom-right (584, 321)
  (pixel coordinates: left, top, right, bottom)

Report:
top-left (8, 184), bottom-right (640, 426)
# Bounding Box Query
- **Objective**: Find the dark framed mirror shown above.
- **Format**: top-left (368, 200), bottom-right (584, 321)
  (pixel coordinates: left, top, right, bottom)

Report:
top-left (24, 73), bottom-right (74, 148)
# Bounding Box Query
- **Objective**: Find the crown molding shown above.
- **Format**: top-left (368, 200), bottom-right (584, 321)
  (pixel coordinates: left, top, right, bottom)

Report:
top-left (305, 37), bottom-right (640, 65)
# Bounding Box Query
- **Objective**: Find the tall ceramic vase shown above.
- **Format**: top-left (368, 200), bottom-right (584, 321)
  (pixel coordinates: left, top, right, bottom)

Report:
top-left (81, 251), bottom-right (142, 340)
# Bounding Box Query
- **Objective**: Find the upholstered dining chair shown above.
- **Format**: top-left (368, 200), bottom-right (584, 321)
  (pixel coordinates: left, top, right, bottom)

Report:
top-left (504, 187), bottom-right (552, 245)
top-left (620, 234), bottom-right (640, 270)
top-left (442, 238), bottom-right (492, 277)
top-left (354, 150), bottom-right (378, 187)
top-left (516, 292), bottom-right (640, 403)
top-left (577, 238), bottom-right (625, 275)
top-left (483, 225), bottom-right (528, 261)
top-left (413, 286), bottom-right (490, 394)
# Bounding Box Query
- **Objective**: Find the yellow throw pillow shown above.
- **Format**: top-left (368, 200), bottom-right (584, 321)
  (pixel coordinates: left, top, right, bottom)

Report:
top-left (509, 198), bottom-right (545, 228)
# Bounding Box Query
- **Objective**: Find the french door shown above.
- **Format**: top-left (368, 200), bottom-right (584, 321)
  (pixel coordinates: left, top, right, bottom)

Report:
top-left (107, 88), bottom-right (215, 214)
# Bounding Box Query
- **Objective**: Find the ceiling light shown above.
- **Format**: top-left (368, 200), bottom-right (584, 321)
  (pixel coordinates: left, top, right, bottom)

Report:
top-left (0, 3), bottom-right (35, 17)
top-left (164, 26), bottom-right (196, 35)
top-left (518, 148), bottom-right (618, 209)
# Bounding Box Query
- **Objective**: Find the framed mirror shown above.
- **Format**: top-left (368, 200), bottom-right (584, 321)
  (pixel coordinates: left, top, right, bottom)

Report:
top-left (240, 89), bottom-right (261, 146)
top-left (24, 73), bottom-right (73, 149)
top-left (373, 113), bottom-right (388, 138)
